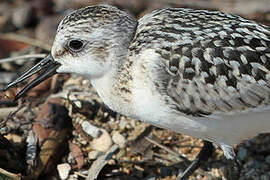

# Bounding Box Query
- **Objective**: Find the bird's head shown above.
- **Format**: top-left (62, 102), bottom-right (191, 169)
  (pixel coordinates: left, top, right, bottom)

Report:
top-left (2, 4), bottom-right (137, 100)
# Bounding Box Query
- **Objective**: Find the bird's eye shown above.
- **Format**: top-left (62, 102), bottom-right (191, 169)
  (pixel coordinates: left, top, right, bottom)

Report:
top-left (68, 40), bottom-right (84, 52)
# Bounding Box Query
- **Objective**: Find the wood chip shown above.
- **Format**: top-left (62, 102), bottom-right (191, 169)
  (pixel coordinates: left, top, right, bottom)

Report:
top-left (69, 143), bottom-right (84, 169)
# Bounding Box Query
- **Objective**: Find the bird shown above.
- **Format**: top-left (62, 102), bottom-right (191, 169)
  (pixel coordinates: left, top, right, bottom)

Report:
top-left (2, 4), bottom-right (270, 179)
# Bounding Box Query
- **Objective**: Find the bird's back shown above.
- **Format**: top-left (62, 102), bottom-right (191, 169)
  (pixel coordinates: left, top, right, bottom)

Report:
top-left (127, 8), bottom-right (270, 157)
top-left (129, 8), bottom-right (270, 116)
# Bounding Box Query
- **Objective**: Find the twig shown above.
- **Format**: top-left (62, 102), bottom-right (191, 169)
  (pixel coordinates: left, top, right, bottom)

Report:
top-left (144, 136), bottom-right (188, 162)
top-left (0, 168), bottom-right (21, 180)
top-left (144, 136), bottom-right (179, 157)
top-left (87, 144), bottom-right (119, 180)
top-left (0, 106), bottom-right (25, 129)
top-left (0, 54), bottom-right (47, 64)
top-left (0, 106), bottom-right (38, 120)
top-left (74, 171), bottom-right (87, 178)
top-left (0, 107), bottom-right (20, 119)
top-left (0, 33), bottom-right (51, 51)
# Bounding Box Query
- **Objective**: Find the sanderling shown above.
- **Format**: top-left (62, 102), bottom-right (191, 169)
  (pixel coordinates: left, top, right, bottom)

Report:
top-left (3, 4), bottom-right (270, 179)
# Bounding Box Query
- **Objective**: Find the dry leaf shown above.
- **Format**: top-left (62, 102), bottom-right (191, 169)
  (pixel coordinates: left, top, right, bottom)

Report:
top-left (69, 142), bottom-right (85, 169)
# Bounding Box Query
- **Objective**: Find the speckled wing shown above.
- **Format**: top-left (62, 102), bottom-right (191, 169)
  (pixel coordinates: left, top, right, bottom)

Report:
top-left (130, 8), bottom-right (270, 116)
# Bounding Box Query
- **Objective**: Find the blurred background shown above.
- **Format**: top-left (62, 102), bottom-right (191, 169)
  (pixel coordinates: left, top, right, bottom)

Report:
top-left (0, 0), bottom-right (270, 180)
top-left (1, 0), bottom-right (270, 45)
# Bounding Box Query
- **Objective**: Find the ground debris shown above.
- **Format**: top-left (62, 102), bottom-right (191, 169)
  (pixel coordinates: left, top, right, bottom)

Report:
top-left (1, 1), bottom-right (270, 180)
top-left (87, 144), bottom-right (119, 180)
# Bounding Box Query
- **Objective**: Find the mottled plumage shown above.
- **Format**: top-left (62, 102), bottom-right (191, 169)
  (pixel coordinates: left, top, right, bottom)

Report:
top-left (130, 8), bottom-right (270, 116)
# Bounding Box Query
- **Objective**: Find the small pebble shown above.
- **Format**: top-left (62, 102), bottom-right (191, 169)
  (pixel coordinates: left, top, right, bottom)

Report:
top-left (80, 139), bottom-right (87, 145)
top-left (119, 118), bottom-right (128, 130)
top-left (112, 132), bottom-right (126, 148)
top-left (68, 94), bottom-right (82, 108)
top-left (90, 129), bottom-right (113, 152)
top-left (74, 101), bottom-right (82, 108)
top-left (82, 121), bottom-right (101, 138)
top-left (88, 150), bottom-right (100, 160)
top-left (57, 163), bottom-right (71, 180)
top-left (130, 119), bottom-right (136, 128)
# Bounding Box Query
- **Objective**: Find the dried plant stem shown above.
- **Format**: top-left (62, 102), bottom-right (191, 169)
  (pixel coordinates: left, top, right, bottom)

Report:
top-left (87, 144), bottom-right (119, 180)
top-left (144, 136), bottom-right (188, 162)
top-left (74, 171), bottom-right (88, 178)
top-left (0, 54), bottom-right (47, 64)
top-left (0, 167), bottom-right (21, 180)
top-left (0, 33), bottom-right (51, 51)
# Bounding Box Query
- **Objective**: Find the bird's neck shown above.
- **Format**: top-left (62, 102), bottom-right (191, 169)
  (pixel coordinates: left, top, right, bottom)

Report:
top-left (90, 47), bottom-right (135, 116)
top-left (90, 16), bottom-right (138, 115)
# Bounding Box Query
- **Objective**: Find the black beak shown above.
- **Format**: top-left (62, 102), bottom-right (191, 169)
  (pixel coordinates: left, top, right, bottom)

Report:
top-left (1, 54), bottom-right (60, 101)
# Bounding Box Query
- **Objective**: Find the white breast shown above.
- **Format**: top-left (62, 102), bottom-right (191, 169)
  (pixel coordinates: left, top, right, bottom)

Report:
top-left (130, 49), bottom-right (206, 135)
